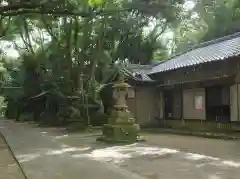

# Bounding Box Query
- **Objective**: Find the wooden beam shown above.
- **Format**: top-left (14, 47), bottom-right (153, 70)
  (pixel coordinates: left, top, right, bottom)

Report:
top-left (156, 74), bottom-right (235, 88)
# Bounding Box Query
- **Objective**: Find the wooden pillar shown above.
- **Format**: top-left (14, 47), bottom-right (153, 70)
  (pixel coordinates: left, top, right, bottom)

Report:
top-left (159, 91), bottom-right (164, 119)
top-left (230, 84), bottom-right (240, 121)
top-left (231, 72), bottom-right (240, 122)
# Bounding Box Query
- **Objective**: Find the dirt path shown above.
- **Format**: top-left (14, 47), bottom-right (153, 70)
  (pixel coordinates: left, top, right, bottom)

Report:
top-left (0, 120), bottom-right (144, 179)
top-left (0, 133), bottom-right (25, 179)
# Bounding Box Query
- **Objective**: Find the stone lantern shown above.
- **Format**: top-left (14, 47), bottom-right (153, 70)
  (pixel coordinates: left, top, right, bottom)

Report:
top-left (97, 73), bottom-right (144, 143)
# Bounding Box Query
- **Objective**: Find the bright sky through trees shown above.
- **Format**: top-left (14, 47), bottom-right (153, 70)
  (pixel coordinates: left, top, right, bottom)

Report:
top-left (0, 0), bottom-right (196, 59)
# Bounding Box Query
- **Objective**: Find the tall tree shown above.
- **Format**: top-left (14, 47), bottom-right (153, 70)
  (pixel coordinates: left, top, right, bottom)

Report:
top-left (171, 0), bottom-right (240, 55)
top-left (196, 0), bottom-right (240, 42)
top-left (0, 0), bottom-right (187, 124)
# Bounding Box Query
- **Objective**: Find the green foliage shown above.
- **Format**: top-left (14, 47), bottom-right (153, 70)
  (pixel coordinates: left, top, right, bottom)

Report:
top-left (0, 0), bottom-right (207, 126)
top-left (173, 0), bottom-right (240, 54)
top-left (197, 0), bottom-right (240, 41)
top-left (88, 0), bottom-right (104, 7)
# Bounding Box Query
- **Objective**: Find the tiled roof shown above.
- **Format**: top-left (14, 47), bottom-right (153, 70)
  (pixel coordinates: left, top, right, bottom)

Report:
top-left (150, 60), bottom-right (166, 67)
top-left (149, 32), bottom-right (240, 74)
top-left (121, 64), bottom-right (153, 82)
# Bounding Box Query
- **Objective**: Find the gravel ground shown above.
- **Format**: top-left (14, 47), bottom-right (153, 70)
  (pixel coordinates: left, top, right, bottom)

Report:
top-left (1, 120), bottom-right (240, 179)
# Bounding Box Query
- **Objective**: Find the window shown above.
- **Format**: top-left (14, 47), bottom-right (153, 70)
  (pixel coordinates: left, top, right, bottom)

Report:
top-left (195, 95), bottom-right (203, 110)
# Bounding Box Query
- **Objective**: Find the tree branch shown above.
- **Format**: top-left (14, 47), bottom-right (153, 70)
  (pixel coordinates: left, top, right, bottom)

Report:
top-left (23, 19), bottom-right (35, 54)
top-left (18, 19), bottom-right (34, 54)
top-left (0, 6), bottom-right (136, 17)
top-left (40, 16), bottom-right (59, 42)
top-left (0, 16), bottom-right (11, 38)
top-left (0, 3), bottom-right (40, 12)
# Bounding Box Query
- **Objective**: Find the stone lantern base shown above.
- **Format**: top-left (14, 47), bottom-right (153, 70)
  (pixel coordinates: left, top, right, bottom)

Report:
top-left (97, 124), bottom-right (145, 143)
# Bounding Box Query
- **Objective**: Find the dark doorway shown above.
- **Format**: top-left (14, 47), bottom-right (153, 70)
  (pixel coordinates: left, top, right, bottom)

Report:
top-left (164, 90), bottom-right (173, 120)
top-left (205, 85), bottom-right (230, 122)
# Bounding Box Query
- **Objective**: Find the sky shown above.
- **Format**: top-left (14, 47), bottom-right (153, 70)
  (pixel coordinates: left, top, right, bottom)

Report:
top-left (0, 0), bottom-right (196, 59)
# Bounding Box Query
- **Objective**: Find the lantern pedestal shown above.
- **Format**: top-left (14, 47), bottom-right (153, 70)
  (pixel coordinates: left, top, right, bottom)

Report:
top-left (97, 76), bottom-right (145, 143)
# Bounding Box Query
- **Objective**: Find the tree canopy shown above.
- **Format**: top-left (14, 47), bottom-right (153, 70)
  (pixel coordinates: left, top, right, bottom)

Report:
top-left (172, 0), bottom-right (240, 54)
